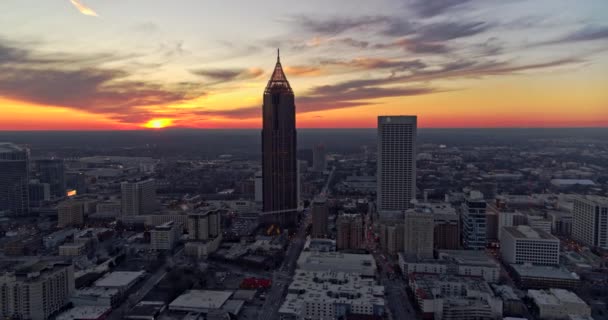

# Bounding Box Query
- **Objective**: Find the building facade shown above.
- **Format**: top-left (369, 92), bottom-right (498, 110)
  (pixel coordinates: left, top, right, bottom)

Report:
top-left (572, 195), bottom-right (608, 249)
top-left (501, 225), bottom-right (560, 266)
top-left (121, 179), bottom-right (157, 216)
top-left (150, 221), bottom-right (182, 250)
top-left (58, 200), bottom-right (85, 227)
top-left (404, 211), bottom-right (434, 259)
top-left (0, 143), bottom-right (29, 216)
top-left (35, 159), bottom-right (66, 198)
top-left (462, 191), bottom-right (487, 250)
top-left (261, 51), bottom-right (298, 225)
top-left (312, 143), bottom-right (326, 172)
top-left (0, 263), bottom-right (75, 320)
top-left (311, 197), bottom-right (329, 238)
top-left (377, 116), bottom-right (417, 220)
top-left (336, 214), bottom-right (364, 250)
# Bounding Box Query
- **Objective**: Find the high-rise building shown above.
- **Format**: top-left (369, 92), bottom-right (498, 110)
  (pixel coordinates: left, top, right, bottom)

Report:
top-left (312, 143), bottom-right (326, 172)
top-left (404, 210), bottom-right (434, 259)
top-left (121, 179), bottom-right (157, 216)
top-left (187, 210), bottom-right (221, 241)
top-left (261, 50), bottom-right (298, 225)
top-left (0, 143), bottom-right (29, 216)
top-left (336, 214), bottom-right (364, 250)
top-left (380, 222), bottom-right (404, 255)
top-left (151, 221), bottom-right (182, 250)
top-left (311, 197), bottom-right (329, 238)
top-left (0, 262), bottom-right (75, 320)
top-left (35, 159), bottom-right (66, 198)
top-left (572, 195), bottom-right (608, 249)
top-left (254, 171), bottom-right (263, 203)
top-left (377, 116), bottom-right (417, 220)
top-left (57, 200), bottom-right (85, 227)
top-left (462, 191), bottom-right (487, 250)
top-left (29, 180), bottom-right (51, 207)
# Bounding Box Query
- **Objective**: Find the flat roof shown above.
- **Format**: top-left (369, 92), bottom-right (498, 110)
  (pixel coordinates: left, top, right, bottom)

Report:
top-left (297, 252), bottom-right (376, 276)
top-left (169, 290), bottom-right (232, 312)
top-left (511, 264), bottom-right (579, 280)
top-left (94, 271), bottom-right (145, 288)
top-left (503, 225), bottom-right (557, 240)
top-left (57, 306), bottom-right (111, 320)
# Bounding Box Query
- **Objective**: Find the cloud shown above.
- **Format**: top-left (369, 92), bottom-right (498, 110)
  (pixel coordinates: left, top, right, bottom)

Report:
top-left (290, 15), bottom-right (385, 35)
top-left (0, 39), bottom-right (203, 124)
top-left (321, 57), bottom-right (427, 72)
top-left (69, 0), bottom-right (98, 17)
top-left (375, 38), bottom-right (451, 54)
top-left (191, 68), bottom-right (264, 83)
top-left (284, 66), bottom-right (323, 76)
top-left (419, 21), bottom-right (490, 41)
top-left (407, 0), bottom-right (473, 18)
top-left (542, 25), bottom-right (608, 45)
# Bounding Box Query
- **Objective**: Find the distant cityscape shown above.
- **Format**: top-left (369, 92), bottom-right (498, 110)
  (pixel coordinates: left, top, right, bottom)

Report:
top-left (1, 53), bottom-right (608, 320)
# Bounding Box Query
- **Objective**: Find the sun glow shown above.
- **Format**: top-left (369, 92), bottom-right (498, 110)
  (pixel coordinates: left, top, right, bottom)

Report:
top-left (143, 118), bottom-right (173, 129)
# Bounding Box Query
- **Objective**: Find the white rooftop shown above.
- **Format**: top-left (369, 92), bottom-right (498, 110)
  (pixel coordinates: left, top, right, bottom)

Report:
top-left (57, 306), bottom-right (111, 320)
top-left (297, 252), bottom-right (377, 276)
top-left (529, 289), bottom-right (587, 307)
top-left (169, 290), bottom-right (232, 312)
top-left (94, 271), bottom-right (145, 288)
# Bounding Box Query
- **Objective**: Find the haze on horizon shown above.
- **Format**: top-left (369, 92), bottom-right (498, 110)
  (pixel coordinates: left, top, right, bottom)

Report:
top-left (1, 0), bottom-right (607, 130)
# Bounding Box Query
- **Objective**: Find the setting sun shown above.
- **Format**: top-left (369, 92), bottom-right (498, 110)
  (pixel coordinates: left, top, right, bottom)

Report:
top-left (143, 118), bottom-right (173, 129)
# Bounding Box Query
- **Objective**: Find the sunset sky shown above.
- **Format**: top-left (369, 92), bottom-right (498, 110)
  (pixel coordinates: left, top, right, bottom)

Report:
top-left (1, 0), bottom-right (607, 129)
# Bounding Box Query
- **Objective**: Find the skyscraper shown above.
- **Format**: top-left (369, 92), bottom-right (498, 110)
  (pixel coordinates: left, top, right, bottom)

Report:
top-left (312, 143), bottom-right (327, 172)
top-left (462, 190), bottom-right (487, 250)
top-left (0, 143), bottom-right (29, 216)
top-left (311, 197), bottom-right (329, 238)
top-left (262, 50), bottom-right (297, 225)
top-left (57, 200), bottom-right (85, 227)
top-left (572, 195), bottom-right (608, 249)
top-left (35, 159), bottom-right (66, 198)
top-left (120, 179), bottom-right (157, 216)
top-left (377, 116), bottom-right (417, 220)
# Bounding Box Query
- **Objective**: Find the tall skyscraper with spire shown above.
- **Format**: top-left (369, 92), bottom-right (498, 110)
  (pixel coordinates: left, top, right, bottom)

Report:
top-left (262, 50), bottom-right (298, 225)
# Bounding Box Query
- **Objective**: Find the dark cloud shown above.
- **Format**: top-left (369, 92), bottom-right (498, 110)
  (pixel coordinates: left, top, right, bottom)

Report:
top-left (321, 57), bottom-right (427, 72)
top-left (543, 25), bottom-right (608, 45)
top-left (375, 38), bottom-right (451, 54)
top-left (190, 68), bottom-right (264, 83)
top-left (0, 39), bottom-right (204, 123)
top-left (419, 21), bottom-right (490, 41)
top-left (290, 15), bottom-right (385, 35)
top-left (407, 0), bottom-right (473, 18)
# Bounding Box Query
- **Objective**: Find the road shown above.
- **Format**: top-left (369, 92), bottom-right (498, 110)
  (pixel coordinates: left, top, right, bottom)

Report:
top-left (257, 167), bottom-right (335, 320)
top-left (107, 248), bottom-right (183, 320)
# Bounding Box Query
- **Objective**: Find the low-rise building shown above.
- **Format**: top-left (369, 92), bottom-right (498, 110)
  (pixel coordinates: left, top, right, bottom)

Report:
top-left (398, 250), bottom-right (500, 283)
top-left (409, 273), bottom-right (502, 320)
top-left (94, 271), bottom-right (145, 295)
top-left (56, 306), bottom-right (111, 320)
top-left (278, 270), bottom-right (385, 320)
top-left (501, 226), bottom-right (560, 266)
top-left (168, 290), bottom-right (233, 314)
top-left (59, 242), bottom-right (88, 256)
top-left (510, 264), bottom-right (579, 290)
top-left (70, 287), bottom-right (120, 308)
top-left (528, 289), bottom-right (591, 319)
top-left (297, 252), bottom-right (377, 277)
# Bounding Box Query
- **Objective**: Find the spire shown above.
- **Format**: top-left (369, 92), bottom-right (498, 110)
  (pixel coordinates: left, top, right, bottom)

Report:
top-left (265, 49), bottom-right (292, 94)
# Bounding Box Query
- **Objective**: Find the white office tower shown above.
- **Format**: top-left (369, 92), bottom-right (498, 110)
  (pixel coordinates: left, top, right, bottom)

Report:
top-left (377, 116), bottom-right (417, 220)
top-left (572, 195), bottom-right (608, 249)
top-left (500, 225), bottom-right (560, 266)
top-left (403, 210), bottom-right (434, 259)
top-left (121, 179), bottom-right (157, 216)
top-left (462, 190), bottom-right (487, 250)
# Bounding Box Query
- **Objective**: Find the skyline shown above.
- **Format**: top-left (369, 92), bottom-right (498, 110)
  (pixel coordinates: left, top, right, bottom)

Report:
top-left (1, 0), bottom-right (608, 130)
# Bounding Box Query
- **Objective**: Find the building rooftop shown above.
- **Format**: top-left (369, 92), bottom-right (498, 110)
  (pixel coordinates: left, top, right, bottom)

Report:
top-left (125, 301), bottom-right (165, 319)
top-left (528, 288), bottom-right (587, 306)
top-left (73, 287), bottom-right (120, 298)
top-left (94, 271), bottom-right (145, 288)
top-left (297, 252), bottom-right (377, 277)
top-left (56, 306), bottom-right (111, 320)
top-left (511, 264), bottom-right (580, 280)
top-left (503, 225), bottom-right (557, 240)
top-left (169, 290), bottom-right (232, 312)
